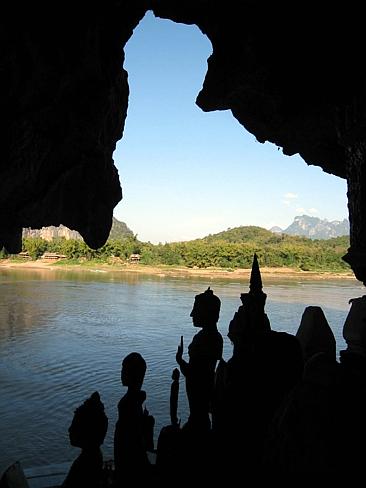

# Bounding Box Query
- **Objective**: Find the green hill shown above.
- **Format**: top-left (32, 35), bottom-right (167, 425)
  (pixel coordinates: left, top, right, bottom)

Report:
top-left (136, 226), bottom-right (351, 271)
top-left (109, 217), bottom-right (134, 240)
top-left (200, 225), bottom-right (349, 247)
top-left (202, 226), bottom-right (275, 243)
top-left (199, 225), bottom-right (322, 246)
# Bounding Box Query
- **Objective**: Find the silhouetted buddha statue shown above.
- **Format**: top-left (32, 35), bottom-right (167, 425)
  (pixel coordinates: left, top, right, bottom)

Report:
top-left (176, 287), bottom-right (223, 432)
top-left (175, 287), bottom-right (223, 481)
top-left (62, 391), bottom-right (108, 488)
top-left (296, 306), bottom-right (336, 362)
top-left (337, 295), bottom-right (366, 477)
top-left (262, 305), bottom-right (340, 476)
top-left (226, 254), bottom-right (270, 355)
top-left (295, 305), bottom-right (338, 389)
top-left (215, 254), bottom-right (303, 480)
top-left (114, 352), bottom-right (154, 484)
top-left (262, 297), bottom-right (366, 479)
top-left (342, 295), bottom-right (366, 358)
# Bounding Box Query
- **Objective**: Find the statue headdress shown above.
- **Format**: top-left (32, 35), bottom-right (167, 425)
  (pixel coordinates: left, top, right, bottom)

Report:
top-left (193, 286), bottom-right (221, 321)
top-left (249, 253), bottom-right (263, 294)
top-left (241, 253), bottom-right (267, 310)
top-left (228, 254), bottom-right (270, 346)
top-left (69, 391), bottom-right (108, 448)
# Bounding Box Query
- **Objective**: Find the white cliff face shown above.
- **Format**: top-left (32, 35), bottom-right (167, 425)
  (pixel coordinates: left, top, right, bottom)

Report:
top-left (22, 225), bottom-right (82, 241)
top-left (22, 217), bottom-right (133, 242)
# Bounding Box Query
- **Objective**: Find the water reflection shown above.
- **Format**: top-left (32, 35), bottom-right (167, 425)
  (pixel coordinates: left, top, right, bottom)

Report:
top-left (0, 283), bottom-right (56, 340)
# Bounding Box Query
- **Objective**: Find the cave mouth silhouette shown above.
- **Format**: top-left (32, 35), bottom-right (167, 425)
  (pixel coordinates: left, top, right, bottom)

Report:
top-left (1, 3), bottom-right (364, 281)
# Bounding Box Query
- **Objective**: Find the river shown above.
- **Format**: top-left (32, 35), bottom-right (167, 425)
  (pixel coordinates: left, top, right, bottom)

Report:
top-left (0, 267), bottom-right (363, 473)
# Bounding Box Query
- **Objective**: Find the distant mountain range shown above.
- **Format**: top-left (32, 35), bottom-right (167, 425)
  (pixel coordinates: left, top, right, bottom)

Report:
top-left (22, 217), bottom-right (134, 241)
top-left (21, 214), bottom-right (349, 244)
top-left (270, 215), bottom-right (349, 240)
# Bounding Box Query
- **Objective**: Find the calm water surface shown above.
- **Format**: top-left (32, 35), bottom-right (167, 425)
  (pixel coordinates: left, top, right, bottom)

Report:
top-left (0, 268), bottom-right (363, 472)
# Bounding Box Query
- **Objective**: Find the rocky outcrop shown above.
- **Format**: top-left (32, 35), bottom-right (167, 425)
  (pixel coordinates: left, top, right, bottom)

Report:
top-left (280, 216), bottom-right (349, 240)
top-left (22, 225), bottom-right (82, 242)
top-left (21, 217), bottom-right (133, 242)
top-left (2, 1), bottom-right (366, 282)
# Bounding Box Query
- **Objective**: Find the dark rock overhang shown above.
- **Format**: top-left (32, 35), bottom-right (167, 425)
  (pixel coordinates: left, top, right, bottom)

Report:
top-left (2, 1), bottom-right (366, 280)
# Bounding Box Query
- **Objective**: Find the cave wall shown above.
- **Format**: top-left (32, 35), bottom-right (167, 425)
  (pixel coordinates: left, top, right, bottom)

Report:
top-left (2, 0), bottom-right (366, 281)
top-left (0, 2), bottom-right (148, 251)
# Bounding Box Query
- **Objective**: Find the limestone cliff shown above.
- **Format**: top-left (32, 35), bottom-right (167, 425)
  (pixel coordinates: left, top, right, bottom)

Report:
top-left (22, 217), bottom-right (133, 242)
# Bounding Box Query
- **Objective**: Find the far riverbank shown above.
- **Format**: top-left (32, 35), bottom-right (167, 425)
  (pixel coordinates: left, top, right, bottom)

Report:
top-left (0, 258), bottom-right (358, 282)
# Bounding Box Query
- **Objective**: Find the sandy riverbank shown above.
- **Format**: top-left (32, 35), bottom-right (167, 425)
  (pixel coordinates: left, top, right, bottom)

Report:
top-left (0, 258), bottom-right (357, 282)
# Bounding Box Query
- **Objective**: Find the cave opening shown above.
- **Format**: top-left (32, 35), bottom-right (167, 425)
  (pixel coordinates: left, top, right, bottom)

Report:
top-left (113, 11), bottom-right (348, 246)
top-left (1, 6), bottom-right (363, 481)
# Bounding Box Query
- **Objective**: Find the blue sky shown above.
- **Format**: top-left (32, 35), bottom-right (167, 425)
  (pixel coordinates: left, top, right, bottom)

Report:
top-left (113, 11), bottom-right (348, 243)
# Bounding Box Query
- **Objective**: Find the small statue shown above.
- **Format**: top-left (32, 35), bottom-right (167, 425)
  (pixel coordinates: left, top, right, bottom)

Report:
top-left (170, 367), bottom-right (180, 427)
top-left (62, 391), bottom-right (108, 488)
top-left (114, 352), bottom-right (154, 483)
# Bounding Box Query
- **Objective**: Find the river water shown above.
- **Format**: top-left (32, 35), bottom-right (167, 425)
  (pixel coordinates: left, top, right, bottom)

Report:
top-left (0, 267), bottom-right (363, 473)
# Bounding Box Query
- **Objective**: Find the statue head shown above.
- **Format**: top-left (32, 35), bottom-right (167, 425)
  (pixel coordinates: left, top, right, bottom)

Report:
top-left (343, 295), bottom-right (366, 357)
top-left (68, 391), bottom-right (108, 449)
top-left (121, 352), bottom-right (147, 389)
top-left (296, 306), bottom-right (336, 361)
top-left (190, 287), bottom-right (221, 327)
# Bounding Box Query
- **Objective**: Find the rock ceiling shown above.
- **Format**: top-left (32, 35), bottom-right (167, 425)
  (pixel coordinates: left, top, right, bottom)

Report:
top-left (2, 1), bottom-right (366, 281)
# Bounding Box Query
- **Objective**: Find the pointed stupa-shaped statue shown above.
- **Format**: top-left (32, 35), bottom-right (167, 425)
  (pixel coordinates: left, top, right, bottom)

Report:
top-left (249, 252), bottom-right (263, 295)
top-left (241, 253), bottom-right (268, 316)
top-left (228, 254), bottom-right (270, 349)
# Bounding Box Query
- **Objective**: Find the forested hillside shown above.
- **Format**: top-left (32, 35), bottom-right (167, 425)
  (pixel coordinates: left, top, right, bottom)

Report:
top-left (1, 225), bottom-right (351, 273)
top-left (138, 230), bottom-right (350, 271)
top-left (203, 226), bottom-right (277, 243)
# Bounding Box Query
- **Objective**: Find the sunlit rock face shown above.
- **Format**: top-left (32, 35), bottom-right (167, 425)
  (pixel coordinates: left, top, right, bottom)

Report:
top-left (2, 0), bottom-right (366, 281)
